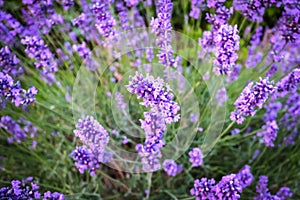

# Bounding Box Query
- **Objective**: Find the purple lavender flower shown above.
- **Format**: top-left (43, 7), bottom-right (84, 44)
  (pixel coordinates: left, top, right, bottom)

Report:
top-left (127, 72), bottom-right (180, 172)
top-left (0, 72), bottom-right (37, 108)
top-left (231, 77), bottom-right (275, 124)
top-left (150, 0), bottom-right (177, 70)
top-left (0, 46), bottom-right (24, 77)
top-left (236, 165), bottom-right (254, 189)
top-left (254, 176), bottom-right (292, 200)
top-left (0, 116), bottom-right (38, 146)
top-left (257, 120), bottom-right (278, 147)
top-left (74, 116), bottom-right (110, 162)
top-left (0, 11), bottom-right (24, 44)
top-left (233, 0), bottom-right (265, 22)
top-left (21, 36), bottom-right (58, 85)
top-left (71, 145), bottom-right (100, 176)
top-left (215, 174), bottom-right (242, 200)
top-left (124, 0), bottom-right (140, 7)
top-left (278, 13), bottom-right (300, 43)
top-left (190, 0), bottom-right (205, 19)
top-left (276, 187), bottom-right (293, 199)
top-left (276, 68), bottom-right (300, 97)
top-left (0, 178), bottom-right (64, 199)
top-left (188, 147), bottom-right (203, 167)
top-left (163, 159), bottom-right (182, 176)
top-left (93, 0), bottom-right (117, 39)
top-left (190, 178), bottom-right (216, 200)
top-left (60, 0), bottom-right (75, 10)
top-left (213, 24), bottom-right (240, 76)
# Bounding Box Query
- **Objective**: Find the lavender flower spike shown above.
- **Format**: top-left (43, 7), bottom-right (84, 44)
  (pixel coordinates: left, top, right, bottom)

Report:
top-left (231, 77), bottom-right (275, 124)
top-left (74, 116), bottom-right (110, 162)
top-left (188, 147), bottom-right (203, 167)
top-left (190, 177), bottom-right (216, 200)
top-left (213, 24), bottom-right (240, 76)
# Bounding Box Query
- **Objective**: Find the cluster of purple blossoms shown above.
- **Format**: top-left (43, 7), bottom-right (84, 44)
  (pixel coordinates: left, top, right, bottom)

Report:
top-left (0, 116), bottom-right (38, 148)
top-left (233, 0), bottom-right (266, 22)
top-left (0, 46), bottom-right (24, 77)
top-left (115, 92), bottom-right (127, 110)
top-left (74, 116), bottom-right (111, 163)
top-left (0, 72), bottom-right (37, 109)
top-left (278, 13), bottom-right (300, 43)
top-left (93, 0), bottom-right (117, 40)
top-left (22, 0), bottom-right (64, 35)
top-left (205, 3), bottom-right (233, 29)
top-left (257, 120), bottom-right (278, 147)
top-left (72, 42), bottom-right (98, 70)
top-left (276, 68), bottom-right (300, 97)
top-left (246, 27), bottom-right (264, 69)
top-left (236, 165), bottom-right (254, 189)
top-left (190, 177), bottom-right (216, 200)
top-left (60, 0), bottom-right (75, 10)
top-left (189, 0), bottom-right (205, 19)
top-left (231, 77), bottom-right (275, 124)
top-left (150, 0), bottom-right (177, 69)
top-left (190, 165), bottom-right (253, 200)
top-left (21, 36), bottom-right (58, 85)
top-left (127, 72), bottom-right (180, 172)
top-left (254, 176), bottom-right (292, 200)
top-left (213, 24), bottom-right (240, 76)
top-left (71, 145), bottom-right (100, 176)
top-left (188, 147), bottom-right (203, 167)
top-left (0, 177), bottom-right (64, 200)
top-left (0, 10), bottom-right (25, 45)
top-left (162, 159), bottom-right (182, 176)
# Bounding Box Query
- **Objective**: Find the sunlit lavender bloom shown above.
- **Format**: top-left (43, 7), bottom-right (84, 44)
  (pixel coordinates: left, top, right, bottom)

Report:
top-left (206, 0), bottom-right (226, 8)
top-left (0, 46), bottom-right (24, 77)
top-left (163, 159), bottom-right (182, 176)
top-left (74, 116), bottom-right (110, 161)
top-left (21, 36), bottom-right (58, 85)
top-left (127, 72), bottom-right (180, 172)
top-left (231, 78), bottom-right (275, 124)
top-left (206, 3), bottom-right (233, 28)
top-left (122, 135), bottom-right (129, 144)
top-left (43, 191), bottom-right (65, 200)
top-left (276, 68), bottom-right (300, 97)
top-left (236, 165), bottom-right (253, 189)
top-left (227, 64), bottom-right (241, 82)
top-left (150, 0), bottom-right (177, 69)
top-left (213, 24), bottom-right (240, 76)
top-left (216, 87), bottom-right (228, 106)
top-left (215, 174), bottom-right (242, 200)
top-left (73, 42), bottom-right (91, 60)
top-left (189, 0), bottom-right (205, 19)
top-left (93, 0), bottom-right (117, 39)
top-left (71, 145), bottom-right (100, 176)
top-left (0, 72), bottom-right (37, 108)
top-left (190, 178), bottom-right (216, 200)
top-left (188, 148), bottom-right (203, 167)
top-left (127, 72), bottom-right (180, 124)
top-left (233, 0), bottom-right (265, 22)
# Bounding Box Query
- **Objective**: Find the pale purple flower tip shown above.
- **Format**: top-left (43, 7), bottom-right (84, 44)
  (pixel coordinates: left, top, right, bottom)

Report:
top-left (188, 147), bottom-right (203, 167)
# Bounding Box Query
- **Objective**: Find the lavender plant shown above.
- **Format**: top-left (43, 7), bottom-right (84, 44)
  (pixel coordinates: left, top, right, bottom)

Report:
top-left (0, 0), bottom-right (299, 199)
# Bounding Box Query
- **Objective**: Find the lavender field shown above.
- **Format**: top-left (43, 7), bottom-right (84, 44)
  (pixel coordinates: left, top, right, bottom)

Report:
top-left (0, 0), bottom-right (299, 199)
